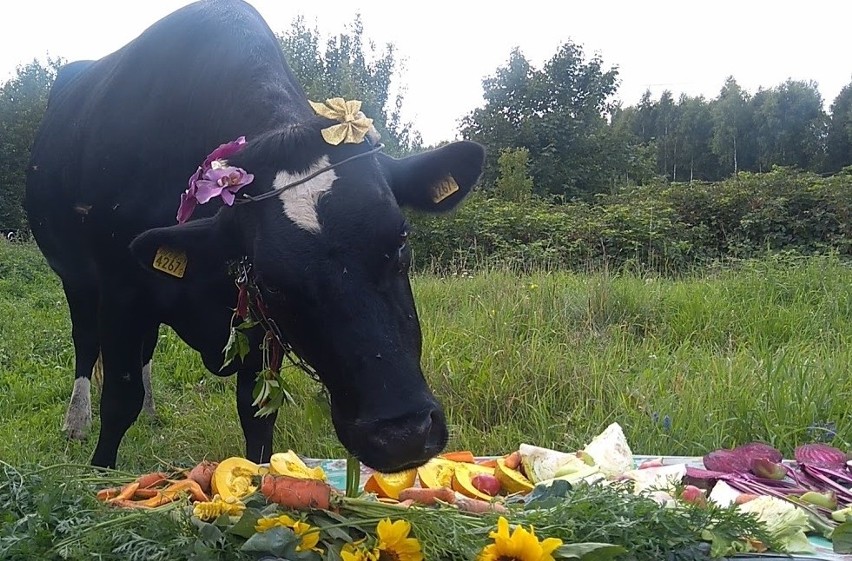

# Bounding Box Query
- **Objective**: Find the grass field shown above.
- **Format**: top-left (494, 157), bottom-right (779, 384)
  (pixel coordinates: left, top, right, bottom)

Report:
top-left (0, 240), bottom-right (849, 472)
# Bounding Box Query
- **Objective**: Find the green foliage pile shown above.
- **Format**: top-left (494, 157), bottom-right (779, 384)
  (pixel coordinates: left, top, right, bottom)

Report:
top-left (410, 167), bottom-right (852, 273)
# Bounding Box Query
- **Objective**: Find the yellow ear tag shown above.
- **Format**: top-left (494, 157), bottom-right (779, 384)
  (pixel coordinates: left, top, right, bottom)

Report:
top-left (432, 175), bottom-right (460, 203)
top-left (152, 247), bottom-right (187, 278)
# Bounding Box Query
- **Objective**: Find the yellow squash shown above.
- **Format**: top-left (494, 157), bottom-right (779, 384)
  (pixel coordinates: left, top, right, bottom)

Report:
top-left (268, 450), bottom-right (326, 481)
top-left (417, 458), bottom-right (459, 489)
top-left (451, 462), bottom-right (497, 500)
top-left (363, 469), bottom-right (417, 499)
top-left (211, 457), bottom-right (261, 501)
top-left (495, 457), bottom-right (534, 494)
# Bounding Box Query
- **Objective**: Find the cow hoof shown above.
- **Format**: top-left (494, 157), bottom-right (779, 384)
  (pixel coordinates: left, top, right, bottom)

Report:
top-left (63, 377), bottom-right (92, 440)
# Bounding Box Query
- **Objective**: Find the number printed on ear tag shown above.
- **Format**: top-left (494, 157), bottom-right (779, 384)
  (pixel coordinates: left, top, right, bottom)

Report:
top-left (152, 247), bottom-right (187, 278)
top-left (432, 175), bottom-right (460, 203)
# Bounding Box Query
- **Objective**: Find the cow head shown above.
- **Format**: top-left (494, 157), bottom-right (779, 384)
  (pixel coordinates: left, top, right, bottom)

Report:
top-left (131, 117), bottom-right (484, 472)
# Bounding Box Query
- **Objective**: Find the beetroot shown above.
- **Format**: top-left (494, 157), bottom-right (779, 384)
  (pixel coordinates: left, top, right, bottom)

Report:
top-left (794, 443), bottom-right (847, 468)
top-left (703, 449), bottom-right (750, 473)
top-left (703, 442), bottom-right (785, 474)
top-left (734, 442), bottom-right (783, 464)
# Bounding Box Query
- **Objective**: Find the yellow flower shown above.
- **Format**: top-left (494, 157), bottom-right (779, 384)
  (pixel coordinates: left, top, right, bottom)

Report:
top-left (341, 541), bottom-right (378, 561)
top-left (255, 514), bottom-right (323, 553)
top-left (478, 517), bottom-right (563, 561)
top-left (192, 495), bottom-right (245, 521)
top-left (373, 518), bottom-right (423, 561)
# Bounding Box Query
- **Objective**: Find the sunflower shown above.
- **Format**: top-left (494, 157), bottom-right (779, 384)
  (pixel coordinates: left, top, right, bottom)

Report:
top-left (373, 518), bottom-right (423, 561)
top-left (478, 516), bottom-right (563, 561)
top-left (255, 513), bottom-right (322, 553)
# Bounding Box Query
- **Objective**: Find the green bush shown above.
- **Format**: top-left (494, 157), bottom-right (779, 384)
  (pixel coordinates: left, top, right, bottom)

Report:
top-left (410, 167), bottom-right (852, 273)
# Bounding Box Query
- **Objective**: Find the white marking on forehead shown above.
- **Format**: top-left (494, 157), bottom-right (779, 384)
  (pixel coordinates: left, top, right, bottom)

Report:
top-left (275, 156), bottom-right (336, 234)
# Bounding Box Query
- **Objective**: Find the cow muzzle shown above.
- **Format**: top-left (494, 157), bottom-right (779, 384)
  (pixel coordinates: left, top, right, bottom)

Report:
top-left (337, 405), bottom-right (449, 473)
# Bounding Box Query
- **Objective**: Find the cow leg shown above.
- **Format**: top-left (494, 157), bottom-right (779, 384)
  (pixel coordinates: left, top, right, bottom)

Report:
top-left (140, 326), bottom-right (159, 417)
top-left (62, 284), bottom-right (100, 440)
top-left (90, 294), bottom-right (150, 469)
top-left (236, 367), bottom-right (277, 463)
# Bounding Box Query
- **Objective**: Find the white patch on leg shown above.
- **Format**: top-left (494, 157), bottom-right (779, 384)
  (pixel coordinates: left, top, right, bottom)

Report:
top-left (275, 156), bottom-right (336, 234)
top-left (63, 377), bottom-right (91, 440)
top-left (141, 360), bottom-right (156, 417)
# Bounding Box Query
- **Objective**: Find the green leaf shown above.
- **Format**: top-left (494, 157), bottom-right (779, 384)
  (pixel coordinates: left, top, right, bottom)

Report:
top-left (193, 519), bottom-right (224, 546)
top-left (222, 327), bottom-right (250, 370)
top-left (524, 480), bottom-right (572, 510)
top-left (228, 508), bottom-right (263, 539)
top-left (240, 526), bottom-right (298, 556)
top-left (555, 543), bottom-right (627, 561)
top-left (832, 522), bottom-right (852, 554)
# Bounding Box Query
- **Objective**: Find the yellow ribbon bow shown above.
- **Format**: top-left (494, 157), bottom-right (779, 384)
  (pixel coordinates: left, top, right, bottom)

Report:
top-left (309, 98), bottom-right (376, 145)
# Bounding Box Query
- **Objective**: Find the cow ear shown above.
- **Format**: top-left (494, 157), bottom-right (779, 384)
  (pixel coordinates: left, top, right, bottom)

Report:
top-left (380, 140), bottom-right (485, 213)
top-left (129, 212), bottom-right (243, 280)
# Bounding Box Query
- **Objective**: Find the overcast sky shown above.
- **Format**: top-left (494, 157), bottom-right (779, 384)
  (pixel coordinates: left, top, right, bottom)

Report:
top-left (2, 0), bottom-right (850, 146)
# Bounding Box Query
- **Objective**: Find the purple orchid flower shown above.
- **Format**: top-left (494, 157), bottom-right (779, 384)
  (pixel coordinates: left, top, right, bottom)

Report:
top-left (176, 136), bottom-right (253, 223)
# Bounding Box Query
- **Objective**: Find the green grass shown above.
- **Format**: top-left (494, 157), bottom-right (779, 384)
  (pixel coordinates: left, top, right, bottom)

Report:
top-left (0, 240), bottom-right (849, 472)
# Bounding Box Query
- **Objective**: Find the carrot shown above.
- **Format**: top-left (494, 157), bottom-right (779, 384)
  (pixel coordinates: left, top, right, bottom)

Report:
top-left (503, 451), bottom-right (522, 470)
top-left (440, 451), bottom-right (476, 463)
top-left (397, 499), bottom-right (415, 508)
top-left (109, 482), bottom-right (140, 503)
top-left (137, 479), bottom-right (210, 507)
top-left (136, 472), bottom-right (170, 489)
top-left (477, 458), bottom-right (498, 468)
top-left (186, 460), bottom-right (218, 494)
top-left (96, 487), bottom-right (120, 501)
top-left (260, 474), bottom-right (332, 510)
top-left (398, 486), bottom-right (456, 505)
top-left (132, 488), bottom-right (161, 499)
top-left (455, 495), bottom-right (508, 514)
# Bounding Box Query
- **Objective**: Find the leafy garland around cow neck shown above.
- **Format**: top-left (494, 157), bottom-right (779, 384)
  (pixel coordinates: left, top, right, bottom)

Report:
top-left (183, 98), bottom-right (381, 417)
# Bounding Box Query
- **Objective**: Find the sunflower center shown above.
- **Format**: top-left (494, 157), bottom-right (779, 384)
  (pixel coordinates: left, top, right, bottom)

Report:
top-left (496, 557), bottom-right (521, 561)
top-left (378, 551), bottom-right (401, 561)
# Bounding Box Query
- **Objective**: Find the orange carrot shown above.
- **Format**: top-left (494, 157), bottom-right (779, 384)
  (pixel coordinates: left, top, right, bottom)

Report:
top-left (455, 496), bottom-right (508, 514)
top-left (260, 474), bottom-right (332, 510)
top-left (440, 451), bottom-right (476, 463)
top-left (503, 451), bottom-right (522, 470)
top-left (398, 486), bottom-right (456, 505)
top-left (137, 479), bottom-right (209, 507)
top-left (109, 482), bottom-right (140, 503)
top-left (96, 487), bottom-right (120, 501)
top-left (132, 488), bottom-right (161, 499)
top-left (136, 472), bottom-right (169, 489)
top-left (477, 459), bottom-right (498, 468)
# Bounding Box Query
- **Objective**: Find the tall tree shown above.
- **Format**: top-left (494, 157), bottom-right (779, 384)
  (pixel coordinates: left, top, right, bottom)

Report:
top-left (752, 80), bottom-right (826, 171)
top-left (675, 94), bottom-right (714, 181)
top-left (0, 58), bottom-right (60, 232)
top-left (710, 77), bottom-right (752, 176)
top-left (825, 79), bottom-right (852, 172)
top-left (278, 15), bottom-right (420, 155)
top-left (460, 41), bottom-right (621, 198)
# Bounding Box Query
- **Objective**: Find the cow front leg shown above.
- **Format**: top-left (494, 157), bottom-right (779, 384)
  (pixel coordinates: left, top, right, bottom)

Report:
top-left (236, 368), bottom-right (277, 463)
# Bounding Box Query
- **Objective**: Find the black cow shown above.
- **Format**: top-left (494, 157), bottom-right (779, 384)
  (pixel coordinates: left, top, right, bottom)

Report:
top-left (25, 0), bottom-right (484, 471)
